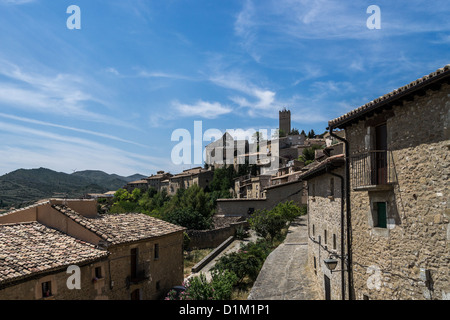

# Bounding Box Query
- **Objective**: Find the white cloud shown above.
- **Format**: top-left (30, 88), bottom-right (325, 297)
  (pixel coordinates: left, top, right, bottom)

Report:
top-left (172, 100), bottom-right (232, 119)
top-left (0, 60), bottom-right (130, 127)
top-left (0, 121), bottom-right (168, 176)
top-left (0, 0), bottom-right (35, 5)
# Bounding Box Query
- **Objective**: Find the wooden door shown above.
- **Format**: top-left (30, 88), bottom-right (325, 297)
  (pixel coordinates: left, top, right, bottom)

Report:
top-left (375, 124), bottom-right (387, 184)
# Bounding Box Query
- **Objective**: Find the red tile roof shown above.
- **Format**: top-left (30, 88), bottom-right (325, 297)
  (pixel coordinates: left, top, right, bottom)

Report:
top-left (52, 205), bottom-right (186, 245)
top-left (0, 222), bottom-right (108, 285)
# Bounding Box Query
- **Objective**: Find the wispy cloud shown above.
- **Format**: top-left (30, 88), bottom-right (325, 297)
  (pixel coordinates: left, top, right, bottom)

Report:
top-left (0, 113), bottom-right (146, 147)
top-left (0, 121), bottom-right (168, 176)
top-left (0, 59), bottom-right (130, 127)
top-left (0, 0), bottom-right (35, 5)
top-left (172, 100), bottom-right (232, 119)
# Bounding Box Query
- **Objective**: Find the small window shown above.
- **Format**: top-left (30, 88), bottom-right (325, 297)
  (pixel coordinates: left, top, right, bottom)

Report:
top-left (330, 178), bottom-right (334, 197)
top-left (42, 281), bottom-right (52, 298)
top-left (313, 257), bottom-right (317, 275)
top-left (156, 281), bottom-right (161, 291)
top-left (324, 230), bottom-right (327, 244)
top-left (95, 266), bottom-right (102, 279)
top-left (312, 224), bottom-right (315, 236)
top-left (333, 234), bottom-right (337, 250)
top-left (374, 202), bottom-right (387, 228)
top-left (154, 244), bottom-right (159, 260)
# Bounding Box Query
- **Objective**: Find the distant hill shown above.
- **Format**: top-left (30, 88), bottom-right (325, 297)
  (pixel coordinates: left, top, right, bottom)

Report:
top-left (0, 168), bottom-right (146, 209)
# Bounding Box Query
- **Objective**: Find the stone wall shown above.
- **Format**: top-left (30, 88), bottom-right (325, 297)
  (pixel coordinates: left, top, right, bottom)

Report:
top-left (106, 232), bottom-right (184, 300)
top-left (306, 167), bottom-right (348, 300)
top-left (216, 180), bottom-right (306, 218)
top-left (0, 260), bottom-right (109, 300)
top-left (346, 84), bottom-right (450, 300)
top-left (0, 232), bottom-right (184, 300)
top-left (187, 220), bottom-right (248, 249)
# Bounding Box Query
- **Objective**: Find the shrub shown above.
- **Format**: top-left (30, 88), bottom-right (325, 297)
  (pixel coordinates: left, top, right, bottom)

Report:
top-left (174, 270), bottom-right (237, 300)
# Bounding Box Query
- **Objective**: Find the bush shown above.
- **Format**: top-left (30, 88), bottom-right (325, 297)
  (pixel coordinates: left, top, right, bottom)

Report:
top-left (164, 207), bottom-right (212, 230)
top-left (248, 209), bottom-right (287, 242)
top-left (212, 240), bottom-right (271, 284)
top-left (170, 270), bottom-right (237, 300)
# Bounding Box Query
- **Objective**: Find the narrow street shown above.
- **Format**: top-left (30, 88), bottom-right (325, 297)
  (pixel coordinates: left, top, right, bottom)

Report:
top-left (248, 215), bottom-right (320, 300)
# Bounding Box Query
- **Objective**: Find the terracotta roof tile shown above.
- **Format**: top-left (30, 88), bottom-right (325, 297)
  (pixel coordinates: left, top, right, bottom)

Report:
top-left (52, 205), bottom-right (185, 245)
top-left (0, 222), bottom-right (108, 285)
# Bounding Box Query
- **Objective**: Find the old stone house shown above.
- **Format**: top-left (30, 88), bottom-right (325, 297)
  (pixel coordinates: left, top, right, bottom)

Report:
top-left (302, 150), bottom-right (347, 300)
top-left (328, 65), bottom-right (450, 300)
top-left (0, 199), bottom-right (185, 300)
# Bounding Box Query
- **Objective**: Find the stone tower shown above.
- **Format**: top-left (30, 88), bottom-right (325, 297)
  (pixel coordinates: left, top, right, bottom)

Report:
top-left (279, 108), bottom-right (291, 136)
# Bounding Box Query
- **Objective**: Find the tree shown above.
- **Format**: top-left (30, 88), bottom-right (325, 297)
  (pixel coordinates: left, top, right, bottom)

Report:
top-left (289, 128), bottom-right (299, 135)
top-left (164, 207), bottom-right (212, 230)
top-left (298, 145), bottom-right (323, 165)
top-left (307, 129), bottom-right (316, 138)
top-left (248, 209), bottom-right (287, 243)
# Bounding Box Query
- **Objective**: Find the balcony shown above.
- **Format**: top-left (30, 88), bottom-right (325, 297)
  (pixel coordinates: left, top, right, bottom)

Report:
top-left (350, 150), bottom-right (396, 191)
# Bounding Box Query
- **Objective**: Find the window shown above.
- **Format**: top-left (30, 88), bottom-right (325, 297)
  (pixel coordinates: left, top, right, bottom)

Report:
top-left (374, 202), bottom-right (387, 228)
top-left (312, 224), bottom-right (315, 236)
top-left (333, 234), bottom-right (337, 250)
top-left (95, 266), bottom-right (102, 279)
top-left (330, 178), bottom-right (334, 197)
top-left (324, 229), bottom-right (327, 245)
top-left (313, 257), bottom-right (317, 275)
top-left (130, 248), bottom-right (138, 279)
top-left (154, 244), bottom-right (159, 260)
top-left (156, 281), bottom-right (161, 291)
top-left (42, 281), bottom-right (52, 298)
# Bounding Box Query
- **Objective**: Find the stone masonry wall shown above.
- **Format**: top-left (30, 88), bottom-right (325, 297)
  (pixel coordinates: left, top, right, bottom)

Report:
top-left (307, 167), bottom-right (348, 300)
top-left (346, 84), bottom-right (450, 300)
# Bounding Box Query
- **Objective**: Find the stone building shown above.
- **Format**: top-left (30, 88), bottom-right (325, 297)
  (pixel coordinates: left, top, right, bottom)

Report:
top-left (146, 171), bottom-right (173, 192)
top-left (0, 199), bottom-right (185, 300)
top-left (165, 167), bottom-right (214, 195)
top-left (328, 64), bottom-right (450, 300)
top-left (234, 174), bottom-right (272, 199)
top-left (302, 152), bottom-right (347, 300)
top-left (279, 108), bottom-right (291, 135)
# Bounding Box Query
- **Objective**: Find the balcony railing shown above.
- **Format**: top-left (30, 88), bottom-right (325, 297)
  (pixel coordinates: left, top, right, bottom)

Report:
top-left (350, 150), bottom-right (396, 191)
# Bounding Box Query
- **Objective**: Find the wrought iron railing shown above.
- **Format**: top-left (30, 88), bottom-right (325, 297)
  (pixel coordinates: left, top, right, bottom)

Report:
top-left (350, 150), bottom-right (396, 189)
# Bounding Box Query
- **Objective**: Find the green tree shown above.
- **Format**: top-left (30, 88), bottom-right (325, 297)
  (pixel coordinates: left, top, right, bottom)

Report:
top-left (248, 209), bottom-right (287, 243)
top-left (164, 207), bottom-right (212, 230)
top-left (171, 270), bottom-right (237, 300)
top-left (298, 145), bottom-right (323, 165)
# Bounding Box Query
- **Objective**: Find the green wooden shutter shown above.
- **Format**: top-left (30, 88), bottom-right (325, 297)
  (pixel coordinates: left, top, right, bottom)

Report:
top-left (376, 202), bottom-right (387, 228)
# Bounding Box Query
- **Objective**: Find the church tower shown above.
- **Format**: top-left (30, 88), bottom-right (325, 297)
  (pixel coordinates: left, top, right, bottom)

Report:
top-left (279, 108), bottom-right (291, 136)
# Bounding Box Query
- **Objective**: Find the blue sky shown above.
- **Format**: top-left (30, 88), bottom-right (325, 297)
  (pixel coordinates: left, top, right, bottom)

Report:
top-left (0, 0), bottom-right (449, 176)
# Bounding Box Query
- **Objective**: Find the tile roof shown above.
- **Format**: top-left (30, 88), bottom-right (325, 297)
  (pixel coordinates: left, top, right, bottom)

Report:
top-left (328, 64), bottom-right (450, 129)
top-left (0, 222), bottom-right (108, 285)
top-left (52, 205), bottom-right (186, 245)
top-left (298, 154), bottom-right (345, 180)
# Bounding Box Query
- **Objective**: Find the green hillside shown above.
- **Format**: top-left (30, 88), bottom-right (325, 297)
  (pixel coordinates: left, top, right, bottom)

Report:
top-left (0, 168), bottom-right (146, 210)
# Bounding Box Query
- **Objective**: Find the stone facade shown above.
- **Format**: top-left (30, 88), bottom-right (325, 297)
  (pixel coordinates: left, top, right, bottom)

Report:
top-left (0, 199), bottom-right (185, 300)
top-left (306, 166), bottom-right (347, 300)
top-left (340, 81), bottom-right (450, 299)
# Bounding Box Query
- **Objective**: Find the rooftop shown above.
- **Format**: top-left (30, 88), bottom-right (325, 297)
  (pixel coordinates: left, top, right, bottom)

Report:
top-left (0, 222), bottom-right (108, 285)
top-left (328, 64), bottom-right (450, 129)
top-left (52, 205), bottom-right (185, 245)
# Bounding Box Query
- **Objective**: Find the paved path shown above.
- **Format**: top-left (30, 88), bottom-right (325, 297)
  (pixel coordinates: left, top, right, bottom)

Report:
top-left (187, 229), bottom-right (260, 282)
top-left (248, 215), bottom-right (320, 300)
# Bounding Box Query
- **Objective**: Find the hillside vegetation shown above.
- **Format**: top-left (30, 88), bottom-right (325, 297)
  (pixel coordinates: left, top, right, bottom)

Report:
top-left (0, 168), bottom-right (145, 209)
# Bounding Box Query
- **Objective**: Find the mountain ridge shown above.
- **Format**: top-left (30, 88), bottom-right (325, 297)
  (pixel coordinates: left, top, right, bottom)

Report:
top-left (0, 167), bottom-right (147, 209)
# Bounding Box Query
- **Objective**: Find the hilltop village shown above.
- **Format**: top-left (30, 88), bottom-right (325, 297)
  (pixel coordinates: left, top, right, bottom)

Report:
top-left (0, 65), bottom-right (449, 300)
